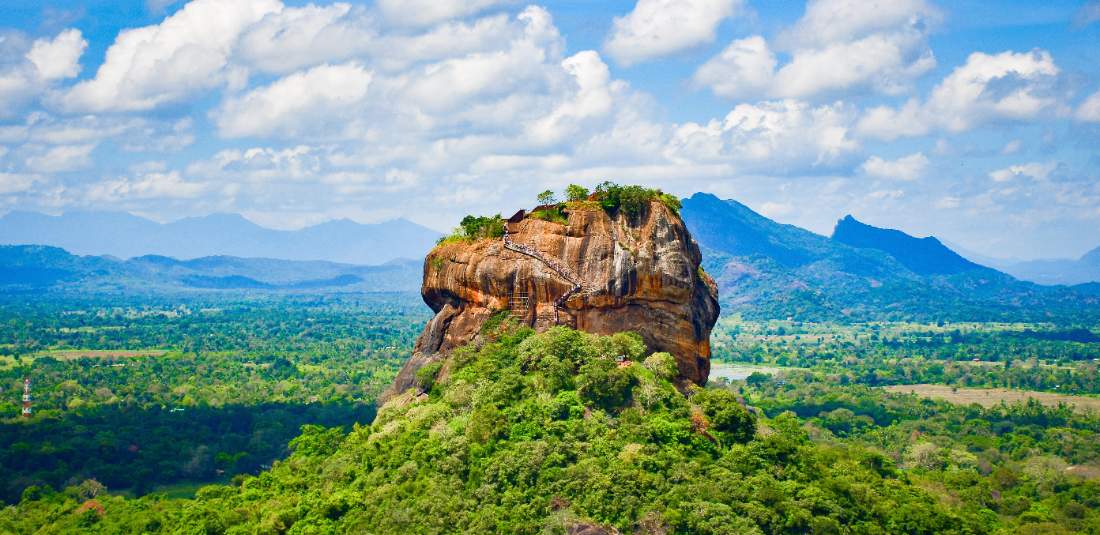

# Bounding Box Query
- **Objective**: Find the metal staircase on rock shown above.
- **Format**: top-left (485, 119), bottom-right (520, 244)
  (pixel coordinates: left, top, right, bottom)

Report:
top-left (503, 227), bottom-right (593, 310)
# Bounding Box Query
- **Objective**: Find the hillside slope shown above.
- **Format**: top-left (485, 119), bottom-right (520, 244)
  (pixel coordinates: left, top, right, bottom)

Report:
top-left (0, 210), bottom-right (440, 265)
top-left (680, 193), bottom-right (1099, 322)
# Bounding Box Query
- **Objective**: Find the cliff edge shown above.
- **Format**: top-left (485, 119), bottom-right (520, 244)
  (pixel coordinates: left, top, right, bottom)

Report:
top-left (387, 198), bottom-right (719, 398)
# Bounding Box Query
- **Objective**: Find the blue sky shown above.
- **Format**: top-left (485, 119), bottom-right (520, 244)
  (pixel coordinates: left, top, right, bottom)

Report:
top-left (0, 0), bottom-right (1098, 259)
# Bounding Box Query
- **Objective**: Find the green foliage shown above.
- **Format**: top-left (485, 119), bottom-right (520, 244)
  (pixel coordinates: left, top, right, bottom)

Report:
top-left (0, 293), bottom-right (426, 503)
top-left (438, 214), bottom-right (505, 244)
top-left (642, 352), bottom-right (678, 380)
top-left (739, 369), bottom-right (1100, 533)
top-left (414, 360), bottom-right (443, 392)
top-left (5, 326), bottom-right (1004, 534)
top-left (529, 206), bottom-right (568, 224)
top-left (591, 181), bottom-right (680, 215)
top-left (576, 356), bottom-right (636, 411)
top-left (565, 184), bottom-right (590, 202)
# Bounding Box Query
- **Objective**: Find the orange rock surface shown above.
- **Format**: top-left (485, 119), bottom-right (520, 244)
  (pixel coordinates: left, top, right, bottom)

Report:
top-left (388, 201), bottom-right (719, 397)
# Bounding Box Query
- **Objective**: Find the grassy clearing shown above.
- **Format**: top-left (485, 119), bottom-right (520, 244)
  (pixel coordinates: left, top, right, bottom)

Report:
top-left (31, 349), bottom-right (170, 362)
top-left (882, 384), bottom-right (1100, 414)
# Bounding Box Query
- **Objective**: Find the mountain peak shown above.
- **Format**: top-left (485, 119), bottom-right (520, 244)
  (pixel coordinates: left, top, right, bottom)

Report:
top-left (832, 215), bottom-right (984, 276)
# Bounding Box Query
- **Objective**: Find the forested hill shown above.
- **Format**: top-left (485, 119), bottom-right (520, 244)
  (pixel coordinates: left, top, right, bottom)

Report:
top-left (680, 192), bottom-right (1100, 322)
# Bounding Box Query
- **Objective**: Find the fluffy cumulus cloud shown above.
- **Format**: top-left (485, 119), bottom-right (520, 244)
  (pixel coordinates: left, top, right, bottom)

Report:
top-left (0, 29), bottom-right (86, 115)
top-left (861, 152), bottom-right (929, 181)
top-left (858, 49), bottom-right (1061, 140)
top-left (605, 0), bottom-right (741, 66)
top-left (988, 162), bottom-right (1057, 182)
top-left (667, 100), bottom-right (858, 170)
top-left (215, 62), bottom-right (373, 138)
top-left (235, 3), bottom-right (375, 74)
top-left (694, 0), bottom-right (938, 99)
top-left (59, 0), bottom-right (281, 112)
top-left (26, 29), bottom-right (86, 81)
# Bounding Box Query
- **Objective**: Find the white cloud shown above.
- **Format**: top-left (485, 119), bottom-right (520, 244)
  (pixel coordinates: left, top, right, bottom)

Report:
top-left (605, 0), bottom-right (741, 66)
top-left (936, 196), bottom-right (960, 209)
top-left (858, 49), bottom-right (1060, 140)
top-left (781, 0), bottom-right (937, 48)
top-left (236, 3), bottom-right (375, 74)
top-left (376, 0), bottom-right (509, 27)
top-left (0, 173), bottom-right (37, 195)
top-left (666, 99), bottom-right (858, 169)
top-left (1077, 90), bottom-right (1100, 122)
top-left (86, 171), bottom-right (206, 201)
top-left (0, 29), bottom-right (86, 115)
top-left (187, 146), bottom-right (321, 182)
top-left (695, 0), bottom-right (937, 100)
top-left (861, 152), bottom-right (929, 181)
top-left (526, 51), bottom-right (617, 145)
top-left (989, 162), bottom-right (1057, 182)
top-left (24, 144), bottom-right (96, 173)
top-left (215, 62), bottom-right (372, 138)
top-left (26, 29), bottom-right (86, 81)
top-left (60, 0), bottom-right (281, 112)
top-left (691, 36), bottom-right (776, 99)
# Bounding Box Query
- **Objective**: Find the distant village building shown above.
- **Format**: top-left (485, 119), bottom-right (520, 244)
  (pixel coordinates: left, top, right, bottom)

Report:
top-left (22, 378), bottom-right (32, 417)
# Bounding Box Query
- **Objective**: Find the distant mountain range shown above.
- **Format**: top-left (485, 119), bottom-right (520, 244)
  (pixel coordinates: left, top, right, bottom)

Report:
top-left (0, 245), bottom-right (420, 295)
top-left (3, 197), bottom-right (1098, 321)
top-left (0, 211), bottom-right (441, 265)
top-left (978, 247), bottom-right (1100, 286)
top-left (679, 193), bottom-right (1099, 322)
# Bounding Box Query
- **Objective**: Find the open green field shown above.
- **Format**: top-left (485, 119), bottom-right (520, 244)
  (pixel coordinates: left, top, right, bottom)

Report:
top-left (883, 384), bottom-right (1100, 414)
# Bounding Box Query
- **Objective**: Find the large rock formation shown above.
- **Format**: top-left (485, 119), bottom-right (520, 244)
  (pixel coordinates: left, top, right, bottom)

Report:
top-left (388, 200), bottom-right (719, 397)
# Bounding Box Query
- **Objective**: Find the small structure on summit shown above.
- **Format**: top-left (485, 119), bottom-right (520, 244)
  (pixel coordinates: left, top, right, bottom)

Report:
top-left (386, 184), bottom-right (720, 398)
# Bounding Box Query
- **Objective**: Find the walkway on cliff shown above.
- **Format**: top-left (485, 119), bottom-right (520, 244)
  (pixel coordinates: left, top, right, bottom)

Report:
top-left (502, 226), bottom-right (593, 309)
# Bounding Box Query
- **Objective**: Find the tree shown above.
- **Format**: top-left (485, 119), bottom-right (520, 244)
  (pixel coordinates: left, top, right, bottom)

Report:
top-left (537, 190), bottom-right (557, 206)
top-left (565, 184), bottom-right (589, 202)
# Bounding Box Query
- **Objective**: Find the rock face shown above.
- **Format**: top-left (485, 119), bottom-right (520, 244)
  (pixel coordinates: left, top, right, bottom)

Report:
top-left (387, 201), bottom-right (719, 398)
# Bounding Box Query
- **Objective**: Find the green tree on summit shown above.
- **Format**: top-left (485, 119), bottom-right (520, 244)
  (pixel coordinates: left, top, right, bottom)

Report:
top-left (537, 189), bottom-right (557, 206)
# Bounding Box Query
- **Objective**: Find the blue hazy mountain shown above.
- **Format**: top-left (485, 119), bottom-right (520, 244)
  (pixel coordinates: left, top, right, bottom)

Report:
top-left (831, 214), bottom-right (987, 276)
top-left (679, 193), bottom-right (1099, 322)
top-left (0, 210), bottom-right (441, 265)
top-left (0, 245), bottom-right (420, 294)
top-left (988, 245), bottom-right (1100, 286)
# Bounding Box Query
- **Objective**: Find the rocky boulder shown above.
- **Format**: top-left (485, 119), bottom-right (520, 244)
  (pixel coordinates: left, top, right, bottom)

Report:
top-left (387, 200), bottom-right (719, 398)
